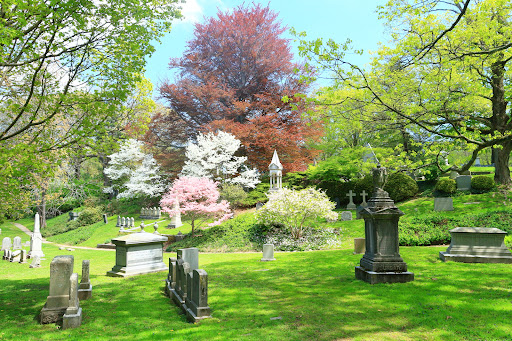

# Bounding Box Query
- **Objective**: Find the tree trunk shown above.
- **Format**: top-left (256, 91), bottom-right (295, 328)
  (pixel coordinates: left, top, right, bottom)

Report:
top-left (37, 189), bottom-right (47, 229)
top-left (494, 141), bottom-right (512, 185)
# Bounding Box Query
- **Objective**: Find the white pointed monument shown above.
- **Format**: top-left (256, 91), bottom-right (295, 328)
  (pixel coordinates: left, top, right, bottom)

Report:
top-left (268, 150), bottom-right (283, 192)
top-left (28, 213), bottom-right (45, 259)
top-left (167, 199), bottom-right (183, 229)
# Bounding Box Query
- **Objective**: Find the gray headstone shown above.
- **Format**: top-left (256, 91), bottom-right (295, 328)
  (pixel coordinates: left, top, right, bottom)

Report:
top-left (353, 238), bottom-right (366, 254)
top-left (78, 260), bottom-right (92, 300)
top-left (346, 190), bottom-right (356, 210)
top-left (434, 197), bottom-right (454, 211)
top-left (2, 237), bottom-right (11, 251)
top-left (121, 217), bottom-right (126, 227)
top-left (340, 211), bottom-right (352, 221)
top-left (456, 175), bottom-right (472, 191)
top-left (177, 248), bottom-right (199, 271)
top-left (261, 244), bottom-right (275, 261)
top-left (19, 249), bottom-right (27, 263)
top-left (449, 171), bottom-right (458, 179)
top-left (116, 215), bottom-right (121, 227)
top-left (475, 157), bottom-right (481, 166)
top-left (360, 190), bottom-right (368, 208)
top-left (185, 269), bottom-right (211, 322)
top-left (30, 255), bottom-right (41, 268)
top-left (103, 214), bottom-right (108, 224)
top-left (62, 273), bottom-right (82, 329)
top-left (13, 236), bottom-right (22, 250)
top-left (255, 202), bottom-right (263, 210)
top-left (40, 255), bottom-right (74, 324)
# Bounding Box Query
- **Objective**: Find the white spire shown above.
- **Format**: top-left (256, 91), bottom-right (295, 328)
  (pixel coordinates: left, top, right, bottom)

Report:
top-left (34, 213), bottom-right (40, 234)
top-left (269, 150), bottom-right (282, 170)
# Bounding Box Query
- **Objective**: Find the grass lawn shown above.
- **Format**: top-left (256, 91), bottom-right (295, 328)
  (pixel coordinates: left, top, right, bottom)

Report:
top-left (2, 217), bottom-right (512, 341)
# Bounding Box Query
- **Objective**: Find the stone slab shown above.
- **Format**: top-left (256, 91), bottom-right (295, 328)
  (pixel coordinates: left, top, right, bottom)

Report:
top-left (62, 307), bottom-right (82, 330)
top-left (434, 197), bottom-right (454, 211)
top-left (261, 244), bottom-right (275, 261)
top-left (177, 248), bottom-right (199, 271)
top-left (456, 175), bottom-right (471, 191)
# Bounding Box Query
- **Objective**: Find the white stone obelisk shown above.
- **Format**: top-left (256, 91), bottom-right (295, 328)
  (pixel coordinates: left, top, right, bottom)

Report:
top-left (28, 213), bottom-right (45, 259)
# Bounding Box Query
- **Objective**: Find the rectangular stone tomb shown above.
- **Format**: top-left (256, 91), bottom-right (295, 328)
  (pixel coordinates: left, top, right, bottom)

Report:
top-left (440, 227), bottom-right (512, 263)
top-left (167, 250), bottom-right (211, 323)
top-left (107, 231), bottom-right (168, 277)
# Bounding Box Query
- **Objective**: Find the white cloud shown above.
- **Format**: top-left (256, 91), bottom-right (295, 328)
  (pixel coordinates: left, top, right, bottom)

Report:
top-left (177, 0), bottom-right (204, 24)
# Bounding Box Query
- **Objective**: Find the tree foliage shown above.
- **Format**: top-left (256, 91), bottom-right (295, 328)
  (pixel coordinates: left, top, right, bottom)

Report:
top-left (153, 3), bottom-right (322, 173)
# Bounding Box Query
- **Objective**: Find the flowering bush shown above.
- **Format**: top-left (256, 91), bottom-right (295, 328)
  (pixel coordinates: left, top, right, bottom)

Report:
top-left (256, 188), bottom-right (338, 239)
top-left (160, 176), bottom-right (232, 235)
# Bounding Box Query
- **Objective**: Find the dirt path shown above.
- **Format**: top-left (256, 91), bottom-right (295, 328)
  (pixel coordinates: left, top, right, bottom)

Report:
top-left (12, 222), bottom-right (114, 251)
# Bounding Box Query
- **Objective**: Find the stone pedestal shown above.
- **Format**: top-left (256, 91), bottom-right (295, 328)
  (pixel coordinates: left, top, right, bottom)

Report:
top-left (40, 256), bottom-right (74, 324)
top-left (261, 244), bottom-right (275, 261)
top-left (107, 231), bottom-right (168, 277)
top-left (355, 166), bottom-right (414, 284)
top-left (440, 227), bottom-right (512, 263)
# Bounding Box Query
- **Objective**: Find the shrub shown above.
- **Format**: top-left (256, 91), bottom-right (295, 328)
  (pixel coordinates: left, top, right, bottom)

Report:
top-left (242, 182), bottom-right (270, 207)
top-left (383, 172), bottom-right (418, 202)
top-left (435, 177), bottom-right (456, 196)
top-left (256, 188), bottom-right (338, 239)
top-left (219, 183), bottom-right (248, 209)
top-left (471, 175), bottom-right (495, 193)
top-left (77, 206), bottom-right (103, 226)
top-left (283, 171), bottom-right (308, 190)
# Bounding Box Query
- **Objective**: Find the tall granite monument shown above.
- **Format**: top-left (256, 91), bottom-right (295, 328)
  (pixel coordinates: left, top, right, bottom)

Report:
top-left (29, 213), bottom-right (45, 259)
top-left (355, 166), bottom-right (414, 284)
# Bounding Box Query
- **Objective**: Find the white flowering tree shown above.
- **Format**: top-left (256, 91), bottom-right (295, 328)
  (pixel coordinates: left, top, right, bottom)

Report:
top-left (256, 188), bottom-right (338, 239)
top-left (181, 131), bottom-right (260, 188)
top-left (104, 139), bottom-right (166, 199)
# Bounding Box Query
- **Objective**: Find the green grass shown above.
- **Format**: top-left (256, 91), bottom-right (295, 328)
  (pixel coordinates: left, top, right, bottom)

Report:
top-left (1, 215), bottom-right (512, 340)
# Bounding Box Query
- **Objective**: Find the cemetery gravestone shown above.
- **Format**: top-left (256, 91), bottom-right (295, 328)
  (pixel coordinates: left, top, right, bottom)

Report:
top-left (10, 250), bottom-right (21, 262)
top-left (116, 216), bottom-right (121, 227)
top-left (2, 237), bottom-right (11, 251)
top-left (40, 255), bottom-right (74, 324)
top-left (353, 238), bottom-right (366, 254)
top-left (177, 247), bottom-right (199, 271)
top-left (440, 227), bottom-right (512, 263)
top-left (434, 197), bottom-right (454, 211)
top-left (103, 214), bottom-right (108, 224)
top-left (13, 236), bottom-right (22, 250)
top-left (68, 212), bottom-right (79, 221)
top-left (107, 229), bottom-right (168, 277)
top-left (340, 211), bottom-right (352, 221)
top-left (78, 260), bottom-right (92, 300)
top-left (255, 202), bottom-right (263, 211)
top-left (355, 165), bottom-right (414, 284)
top-left (30, 255), bottom-right (41, 268)
top-left (261, 244), bottom-right (275, 261)
top-left (19, 250), bottom-right (27, 264)
top-left (360, 190), bottom-right (369, 208)
top-left (334, 197), bottom-right (341, 209)
top-left (456, 175), bottom-right (472, 191)
top-left (62, 273), bottom-right (82, 330)
top-left (346, 190), bottom-right (357, 210)
top-left (29, 213), bottom-right (45, 259)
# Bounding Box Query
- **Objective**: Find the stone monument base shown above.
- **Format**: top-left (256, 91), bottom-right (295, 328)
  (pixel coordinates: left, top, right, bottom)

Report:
top-left (439, 252), bottom-right (512, 263)
top-left (355, 266), bottom-right (414, 284)
top-left (185, 302), bottom-right (211, 323)
top-left (78, 284), bottom-right (93, 300)
top-left (62, 307), bottom-right (82, 330)
top-left (107, 262), bottom-right (167, 277)
top-left (39, 306), bottom-right (67, 324)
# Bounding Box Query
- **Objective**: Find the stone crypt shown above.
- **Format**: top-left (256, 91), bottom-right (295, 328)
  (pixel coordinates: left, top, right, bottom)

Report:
top-left (355, 165), bottom-right (414, 284)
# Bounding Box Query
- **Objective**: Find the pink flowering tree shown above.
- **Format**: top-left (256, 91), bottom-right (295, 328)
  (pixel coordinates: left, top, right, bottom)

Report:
top-left (160, 176), bottom-right (232, 236)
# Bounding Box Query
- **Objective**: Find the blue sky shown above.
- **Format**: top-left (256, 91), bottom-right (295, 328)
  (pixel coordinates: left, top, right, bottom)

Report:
top-left (144, 0), bottom-right (389, 100)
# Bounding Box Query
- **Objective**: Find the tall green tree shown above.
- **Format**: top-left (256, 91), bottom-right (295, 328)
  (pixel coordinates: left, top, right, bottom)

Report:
top-left (296, 0), bottom-right (512, 185)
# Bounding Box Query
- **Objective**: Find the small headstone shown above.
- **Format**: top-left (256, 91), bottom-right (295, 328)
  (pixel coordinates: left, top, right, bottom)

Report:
top-left (103, 214), bottom-right (108, 224)
top-left (184, 269), bottom-right (212, 322)
top-left (3, 249), bottom-right (8, 260)
top-left (40, 255), bottom-right (74, 324)
top-left (62, 273), bottom-right (82, 329)
top-left (10, 250), bottom-right (21, 262)
top-left (116, 215), bottom-right (121, 227)
top-left (78, 260), bottom-right (92, 300)
top-left (19, 249), bottom-right (27, 264)
top-left (177, 248), bottom-right (199, 271)
top-left (475, 157), bottom-right (481, 166)
top-left (2, 237), bottom-right (11, 251)
top-left (346, 190), bottom-right (357, 210)
top-left (353, 238), bottom-right (366, 254)
top-left (68, 212), bottom-right (79, 221)
top-left (434, 197), bottom-right (454, 211)
top-left (59, 246), bottom-right (66, 250)
top-left (340, 211), bottom-right (352, 221)
top-left (456, 175), bottom-right (471, 191)
top-left (261, 244), bottom-right (275, 261)
top-left (13, 236), bottom-right (22, 250)
top-left (5, 249), bottom-right (12, 260)
top-left (121, 217), bottom-right (126, 227)
top-left (30, 255), bottom-right (41, 268)
top-left (130, 217), bottom-right (135, 228)
top-left (255, 202), bottom-right (263, 210)
top-left (66, 248), bottom-right (75, 252)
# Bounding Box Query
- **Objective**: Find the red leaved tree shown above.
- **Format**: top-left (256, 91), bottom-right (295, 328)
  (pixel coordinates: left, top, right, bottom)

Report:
top-left (151, 3), bottom-right (322, 173)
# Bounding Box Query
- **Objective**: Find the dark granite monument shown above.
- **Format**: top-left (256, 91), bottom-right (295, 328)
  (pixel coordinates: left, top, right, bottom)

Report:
top-left (355, 166), bottom-right (414, 284)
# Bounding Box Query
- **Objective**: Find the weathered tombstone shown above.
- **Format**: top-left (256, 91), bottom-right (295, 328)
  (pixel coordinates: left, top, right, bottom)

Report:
top-left (255, 202), bottom-right (263, 211)
top-left (121, 217), bottom-right (126, 227)
top-left (171, 259), bottom-right (190, 306)
top-left (340, 211), bottom-right (352, 221)
top-left (29, 212), bottom-right (45, 259)
top-left (475, 157), bottom-right (481, 166)
top-left (185, 269), bottom-right (212, 322)
top-left (30, 255), bottom-right (41, 268)
top-left (10, 250), bottom-right (21, 262)
top-left (333, 197), bottom-right (341, 209)
top-left (2, 237), bottom-right (11, 251)
top-left (354, 238), bottom-right (366, 254)
top-left (12, 236), bottom-right (22, 250)
top-left (165, 257), bottom-right (178, 296)
top-left (68, 212), bottom-right (79, 221)
top-left (346, 190), bottom-right (357, 210)
top-left (355, 165), bottom-right (414, 284)
top-left (116, 215), bottom-right (121, 227)
top-left (175, 231), bottom-right (185, 241)
top-left (360, 190), bottom-right (369, 208)
top-left (62, 273), bottom-right (82, 329)
top-left (130, 217), bottom-right (135, 228)
top-left (102, 214), bottom-right (108, 224)
top-left (440, 227), bottom-right (512, 263)
top-left (261, 244), bottom-right (275, 261)
top-left (5, 249), bottom-right (12, 260)
top-left (434, 197), bottom-right (454, 211)
top-left (107, 230), bottom-right (168, 277)
top-left (19, 249), bottom-right (27, 264)
top-left (3, 249), bottom-right (7, 260)
top-left (40, 255), bottom-right (74, 324)
top-left (78, 260), bottom-right (92, 300)
top-left (456, 175), bottom-right (472, 191)
top-left (177, 248), bottom-right (199, 271)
